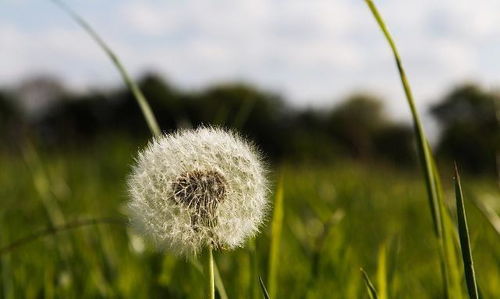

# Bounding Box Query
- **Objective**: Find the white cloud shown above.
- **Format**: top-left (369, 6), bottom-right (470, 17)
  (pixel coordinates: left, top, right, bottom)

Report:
top-left (1, 0), bottom-right (500, 122)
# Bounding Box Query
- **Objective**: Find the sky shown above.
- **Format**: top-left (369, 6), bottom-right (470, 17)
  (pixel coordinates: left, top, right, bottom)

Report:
top-left (1, 0), bottom-right (500, 124)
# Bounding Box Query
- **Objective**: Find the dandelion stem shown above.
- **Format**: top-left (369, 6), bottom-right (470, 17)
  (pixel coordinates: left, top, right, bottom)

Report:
top-left (207, 247), bottom-right (215, 299)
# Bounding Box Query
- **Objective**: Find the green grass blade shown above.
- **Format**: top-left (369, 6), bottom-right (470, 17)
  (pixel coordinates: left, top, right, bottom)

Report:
top-left (213, 259), bottom-right (228, 299)
top-left (471, 195), bottom-right (500, 236)
top-left (361, 268), bottom-right (379, 299)
top-left (1, 232), bottom-right (14, 299)
top-left (430, 152), bottom-right (463, 298)
top-left (364, 1), bottom-right (464, 297)
top-left (51, 0), bottom-right (161, 137)
top-left (249, 239), bottom-right (261, 299)
top-left (376, 244), bottom-right (388, 299)
top-left (454, 166), bottom-right (479, 299)
top-left (22, 143), bottom-right (66, 226)
top-left (267, 176), bottom-right (284, 299)
top-left (259, 276), bottom-right (271, 299)
top-left (364, 0), bottom-right (441, 238)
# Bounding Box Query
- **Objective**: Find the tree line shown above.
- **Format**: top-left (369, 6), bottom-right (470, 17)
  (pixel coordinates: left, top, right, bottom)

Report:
top-left (0, 73), bottom-right (498, 175)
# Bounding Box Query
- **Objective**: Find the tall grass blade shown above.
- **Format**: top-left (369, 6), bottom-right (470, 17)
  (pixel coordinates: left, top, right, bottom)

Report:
top-left (360, 268), bottom-right (379, 299)
top-left (51, 0), bottom-right (161, 136)
top-left (259, 276), bottom-right (271, 299)
top-left (454, 166), bottom-right (479, 299)
top-left (430, 153), bottom-right (463, 298)
top-left (364, 1), bottom-right (463, 297)
top-left (267, 176), bottom-right (284, 299)
top-left (363, 0), bottom-right (441, 238)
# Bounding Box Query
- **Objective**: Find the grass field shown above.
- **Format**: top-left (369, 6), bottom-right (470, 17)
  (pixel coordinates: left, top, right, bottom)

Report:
top-left (0, 136), bottom-right (498, 298)
top-left (1, 1), bottom-right (498, 298)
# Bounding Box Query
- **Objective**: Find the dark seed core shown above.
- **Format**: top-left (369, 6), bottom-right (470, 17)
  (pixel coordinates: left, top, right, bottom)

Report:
top-left (172, 170), bottom-right (227, 218)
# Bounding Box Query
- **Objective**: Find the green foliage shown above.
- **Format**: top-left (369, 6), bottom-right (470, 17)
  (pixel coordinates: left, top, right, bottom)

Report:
top-left (1, 144), bottom-right (498, 298)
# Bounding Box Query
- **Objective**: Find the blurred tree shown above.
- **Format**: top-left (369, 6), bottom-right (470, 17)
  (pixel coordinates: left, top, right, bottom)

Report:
top-left (189, 83), bottom-right (288, 159)
top-left (0, 89), bottom-right (24, 150)
top-left (285, 109), bottom-right (338, 162)
top-left (17, 76), bottom-right (66, 118)
top-left (0, 90), bottom-right (19, 129)
top-left (37, 92), bottom-right (114, 145)
top-left (374, 124), bottom-right (416, 166)
top-left (139, 73), bottom-right (189, 130)
top-left (431, 84), bottom-right (499, 174)
top-left (326, 94), bottom-right (386, 159)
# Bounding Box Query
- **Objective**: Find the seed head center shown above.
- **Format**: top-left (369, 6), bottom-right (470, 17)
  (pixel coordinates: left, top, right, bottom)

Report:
top-left (172, 170), bottom-right (227, 216)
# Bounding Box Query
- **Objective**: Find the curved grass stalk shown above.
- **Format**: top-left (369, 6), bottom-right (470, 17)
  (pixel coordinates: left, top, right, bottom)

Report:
top-left (364, 0), bottom-right (441, 237)
top-left (364, 1), bottom-right (462, 297)
top-left (51, 0), bottom-right (161, 137)
top-left (49, 3), bottom-right (234, 298)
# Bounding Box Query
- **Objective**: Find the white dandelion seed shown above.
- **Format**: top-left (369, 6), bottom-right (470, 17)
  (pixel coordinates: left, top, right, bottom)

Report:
top-left (127, 127), bottom-right (268, 256)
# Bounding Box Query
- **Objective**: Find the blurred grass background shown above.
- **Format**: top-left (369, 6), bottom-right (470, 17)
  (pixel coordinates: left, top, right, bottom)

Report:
top-left (0, 137), bottom-right (498, 297)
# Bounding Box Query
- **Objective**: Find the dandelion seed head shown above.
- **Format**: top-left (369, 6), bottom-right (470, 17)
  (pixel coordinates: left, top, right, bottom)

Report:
top-left (127, 127), bottom-right (268, 256)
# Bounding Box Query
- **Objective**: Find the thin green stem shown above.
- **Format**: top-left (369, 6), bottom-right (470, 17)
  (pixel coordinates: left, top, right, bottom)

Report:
top-left (206, 248), bottom-right (215, 299)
